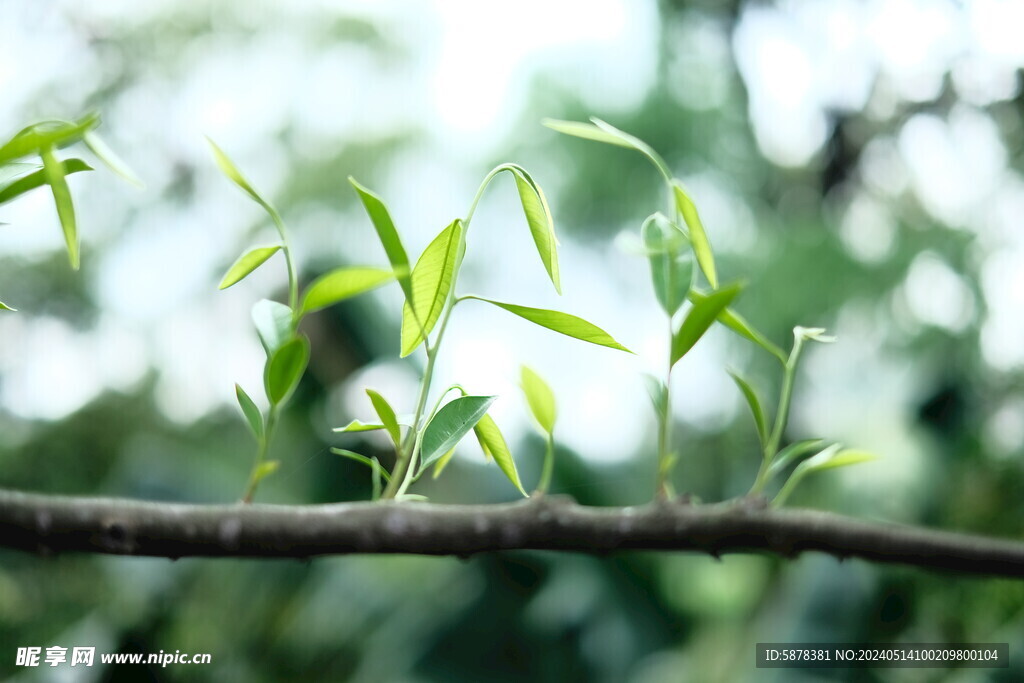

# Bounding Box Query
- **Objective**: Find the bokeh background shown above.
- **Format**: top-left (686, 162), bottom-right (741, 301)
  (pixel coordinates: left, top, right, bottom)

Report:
top-left (2, 1), bottom-right (1024, 680)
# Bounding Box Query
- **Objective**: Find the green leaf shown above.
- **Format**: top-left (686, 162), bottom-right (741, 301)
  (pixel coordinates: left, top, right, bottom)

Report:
top-left (642, 373), bottom-right (668, 420)
top-left (507, 164), bottom-right (561, 294)
top-left (673, 182), bottom-right (717, 289)
top-left (40, 145), bottom-right (79, 270)
top-left (0, 113), bottom-right (101, 164)
top-left (251, 299), bottom-right (294, 355)
top-left (688, 292), bottom-right (787, 365)
top-left (333, 419), bottom-right (386, 433)
top-left (768, 438), bottom-right (828, 478)
top-left (670, 282), bottom-right (742, 366)
top-left (365, 388), bottom-right (401, 450)
top-left (432, 447), bottom-right (457, 479)
top-left (82, 131), bottom-right (144, 188)
top-left (464, 296), bottom-right (632, 353)
top-left (264, 335), bottom-right (309, 406)
top-left (251, 460), bottom-right (280, 486)
top-left (520, 365), bottom-right (556, 434)
top-left (401, 218), bottom-right (463, 357)
top-left (642, 212), bottom-right (692, 316)
top-left (728, 371), bottom-right (767, 449)
top-left (804, 447), bottom-right (877, 473)
top-left (0, 299), bottom-right (16, 312)
top-left (794, 326), bottom-right (837, 344)
top-left (218, 245), bottom-right (282, 290)
top-left (206, 137), bottom-right (276, 216)
top-left (348, 177), bottom-right (413, 304)
top-left (419, 395), bottom-right (496, 471)
top-left (235, 383), bottom-right (264, 441)
top-left (543, 117), bottom-right (672, 182)
top-left (473, 413), bottom-right (527, 496)
top-left (0, 159), bottom-right (93, 206)
top-left (331, 448), bottom-right (392, 482)
top-left (299, 267), bottom-right (393, 316)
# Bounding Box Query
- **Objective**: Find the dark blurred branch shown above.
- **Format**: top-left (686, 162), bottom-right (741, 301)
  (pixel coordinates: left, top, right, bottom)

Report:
top-left (2, 489), bottom-right (1022, 577)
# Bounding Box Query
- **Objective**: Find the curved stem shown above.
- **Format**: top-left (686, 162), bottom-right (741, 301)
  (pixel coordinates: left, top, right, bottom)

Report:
top-left (536, 433), bottom-right (555, 494)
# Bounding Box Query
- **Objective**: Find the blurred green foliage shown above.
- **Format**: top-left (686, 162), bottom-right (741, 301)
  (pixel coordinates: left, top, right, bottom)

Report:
top-left (2, 2), bottom-right (1023, 681)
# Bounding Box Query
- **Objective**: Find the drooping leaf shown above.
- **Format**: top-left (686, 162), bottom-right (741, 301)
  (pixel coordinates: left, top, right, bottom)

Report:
top-left (264, 335), bottom-right (309, 406)
top-left (40, 145), bottom-right (79, 270)
top-left (400, 219), bottom-right (463, 356)
top-left (83, 131), bottom-right (144, 188)
top-left (768, 438), bottom-right (827, 478)
top-left (642, 212), bottom-right (692, 316)
top-left (728, 370), bottom-right (768, 448)
top-left (219, 245), bottom-right (282, 290)
top-left (543, 118), bottom-right (672, 182)
top-left (774, 445), bottom-right (876, 506)
top-left (673, 182), bottom-right (717, 289)
top-left (464, 296), bottom-right (632, 353)
top-left (670, 282), bottom-right (742, 366)
top-left (419, 395), bottom-right (496, 471)
top-left (690, 291), bottom-right (787, 365)
top-left (235, 383), bottom-right (264, 441)
top-left (473, 413), bottom-right (527, 496)
top-left (642, 373), bottom-right (668, 420)
top-left (251, 299), bottom-right (294, 355)
top-left (299, 267), bottom-right (393, 316)
top-left (432, 447), bottom-right (457, 479)
top-left (0, 159), bottom-right (93, 206)
top-left (349, 177), bottom-right (413, 303)
top-left (0, 299), bottom-right (16, 312)
top-left (365, 388), bottom-right (401, 450)
top-left (507, 164), bottom-right (560, 294)
top-left (520, 365), bottom-right (557, 434)
top-left (251, 460), bottom-right (280, 485)
top-left (331, 448), bottom-right (392, 482)
top-left (0, 113), bottom-right (101, 164)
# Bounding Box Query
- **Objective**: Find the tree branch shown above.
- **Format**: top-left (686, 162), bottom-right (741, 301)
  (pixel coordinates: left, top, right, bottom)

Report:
top-left (2, 489), bottom-right (1022, 577)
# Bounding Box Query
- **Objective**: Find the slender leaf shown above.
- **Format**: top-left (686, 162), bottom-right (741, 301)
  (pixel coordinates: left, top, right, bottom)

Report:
top-left (642, 212), bottom-right (692, 316)
top-left (331, 448), bottom-right (392, 482)
top-left (264, 335), bottom-right (309, 406)
top-left (507, 164), bottom-right (561, 294)
top-left (251, 299), bottom-right (294, 355)
top-left (366, 388), bottom-right (401, 450)
top-left (689, 292), bottom-right (788, 365)
top-left (543, 118), bottom-right (672, 182)
top-left (349, 177), bottom-right (413, 303)
top-left (40, 145), bottom-right (79, 270)
top-left (0, 113), bottom-right (101, 164)
top-left (0, 299), bottom-right (16, 312)
top-left (82, 131), bottom-right (143, 188)
top-left (768, 438), bottom-right (827, 478)
top-left (333, 414), bottom-right (414, 433)
top-left (804, 448), bottom-right (877, 473)
top-left (670, 282), bottom-right (742, 366)
top-left (419, 395), bottom-right (496, 471)
top-left (400, 218), bottom-right (463, 357)
top-left (673, 182), bottom-right (717, 289)
top-left (235, 383), bottom-right (264, 441)
top-left (728, 371), bottom-right (768, 448)
top-left (520, 365), bottom-right (556, 434)
top-left (299, 266), bottom-right (393, 316)
top-left (473, 413), bottom-right (527, 496)
top-left (219, 245), bottom-right (282, 290)
top-left (0, 159), bottom-right (93, 206)
top-left (464, 296), bottom-right (632, 353)
top-left (794, 326), bottom-right (837, 344)
top-left (206, 137), bottom-right (276, 215)
top-left (432, 447), bottom-right (457, 479)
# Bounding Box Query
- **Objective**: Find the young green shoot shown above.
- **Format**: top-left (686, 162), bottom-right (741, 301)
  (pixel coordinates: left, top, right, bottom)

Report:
top-left (520, 365), bottom-right (558, 494)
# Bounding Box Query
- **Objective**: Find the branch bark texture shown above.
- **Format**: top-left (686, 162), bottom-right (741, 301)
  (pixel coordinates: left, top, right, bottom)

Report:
top-left (2, 489), bottom-right (1023, 577)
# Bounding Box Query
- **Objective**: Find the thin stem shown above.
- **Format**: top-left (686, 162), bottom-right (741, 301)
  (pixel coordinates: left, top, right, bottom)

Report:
top-left (536, 433), bottom-right (555, 495)
top-left (242, 407), bottom-right (278, 503)
top-left (266, 209), bottom-right (299, 314)
top-left (656, 315), bottom-right (675, 499)
top-left (766, 339), bottom-right (804, 458)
